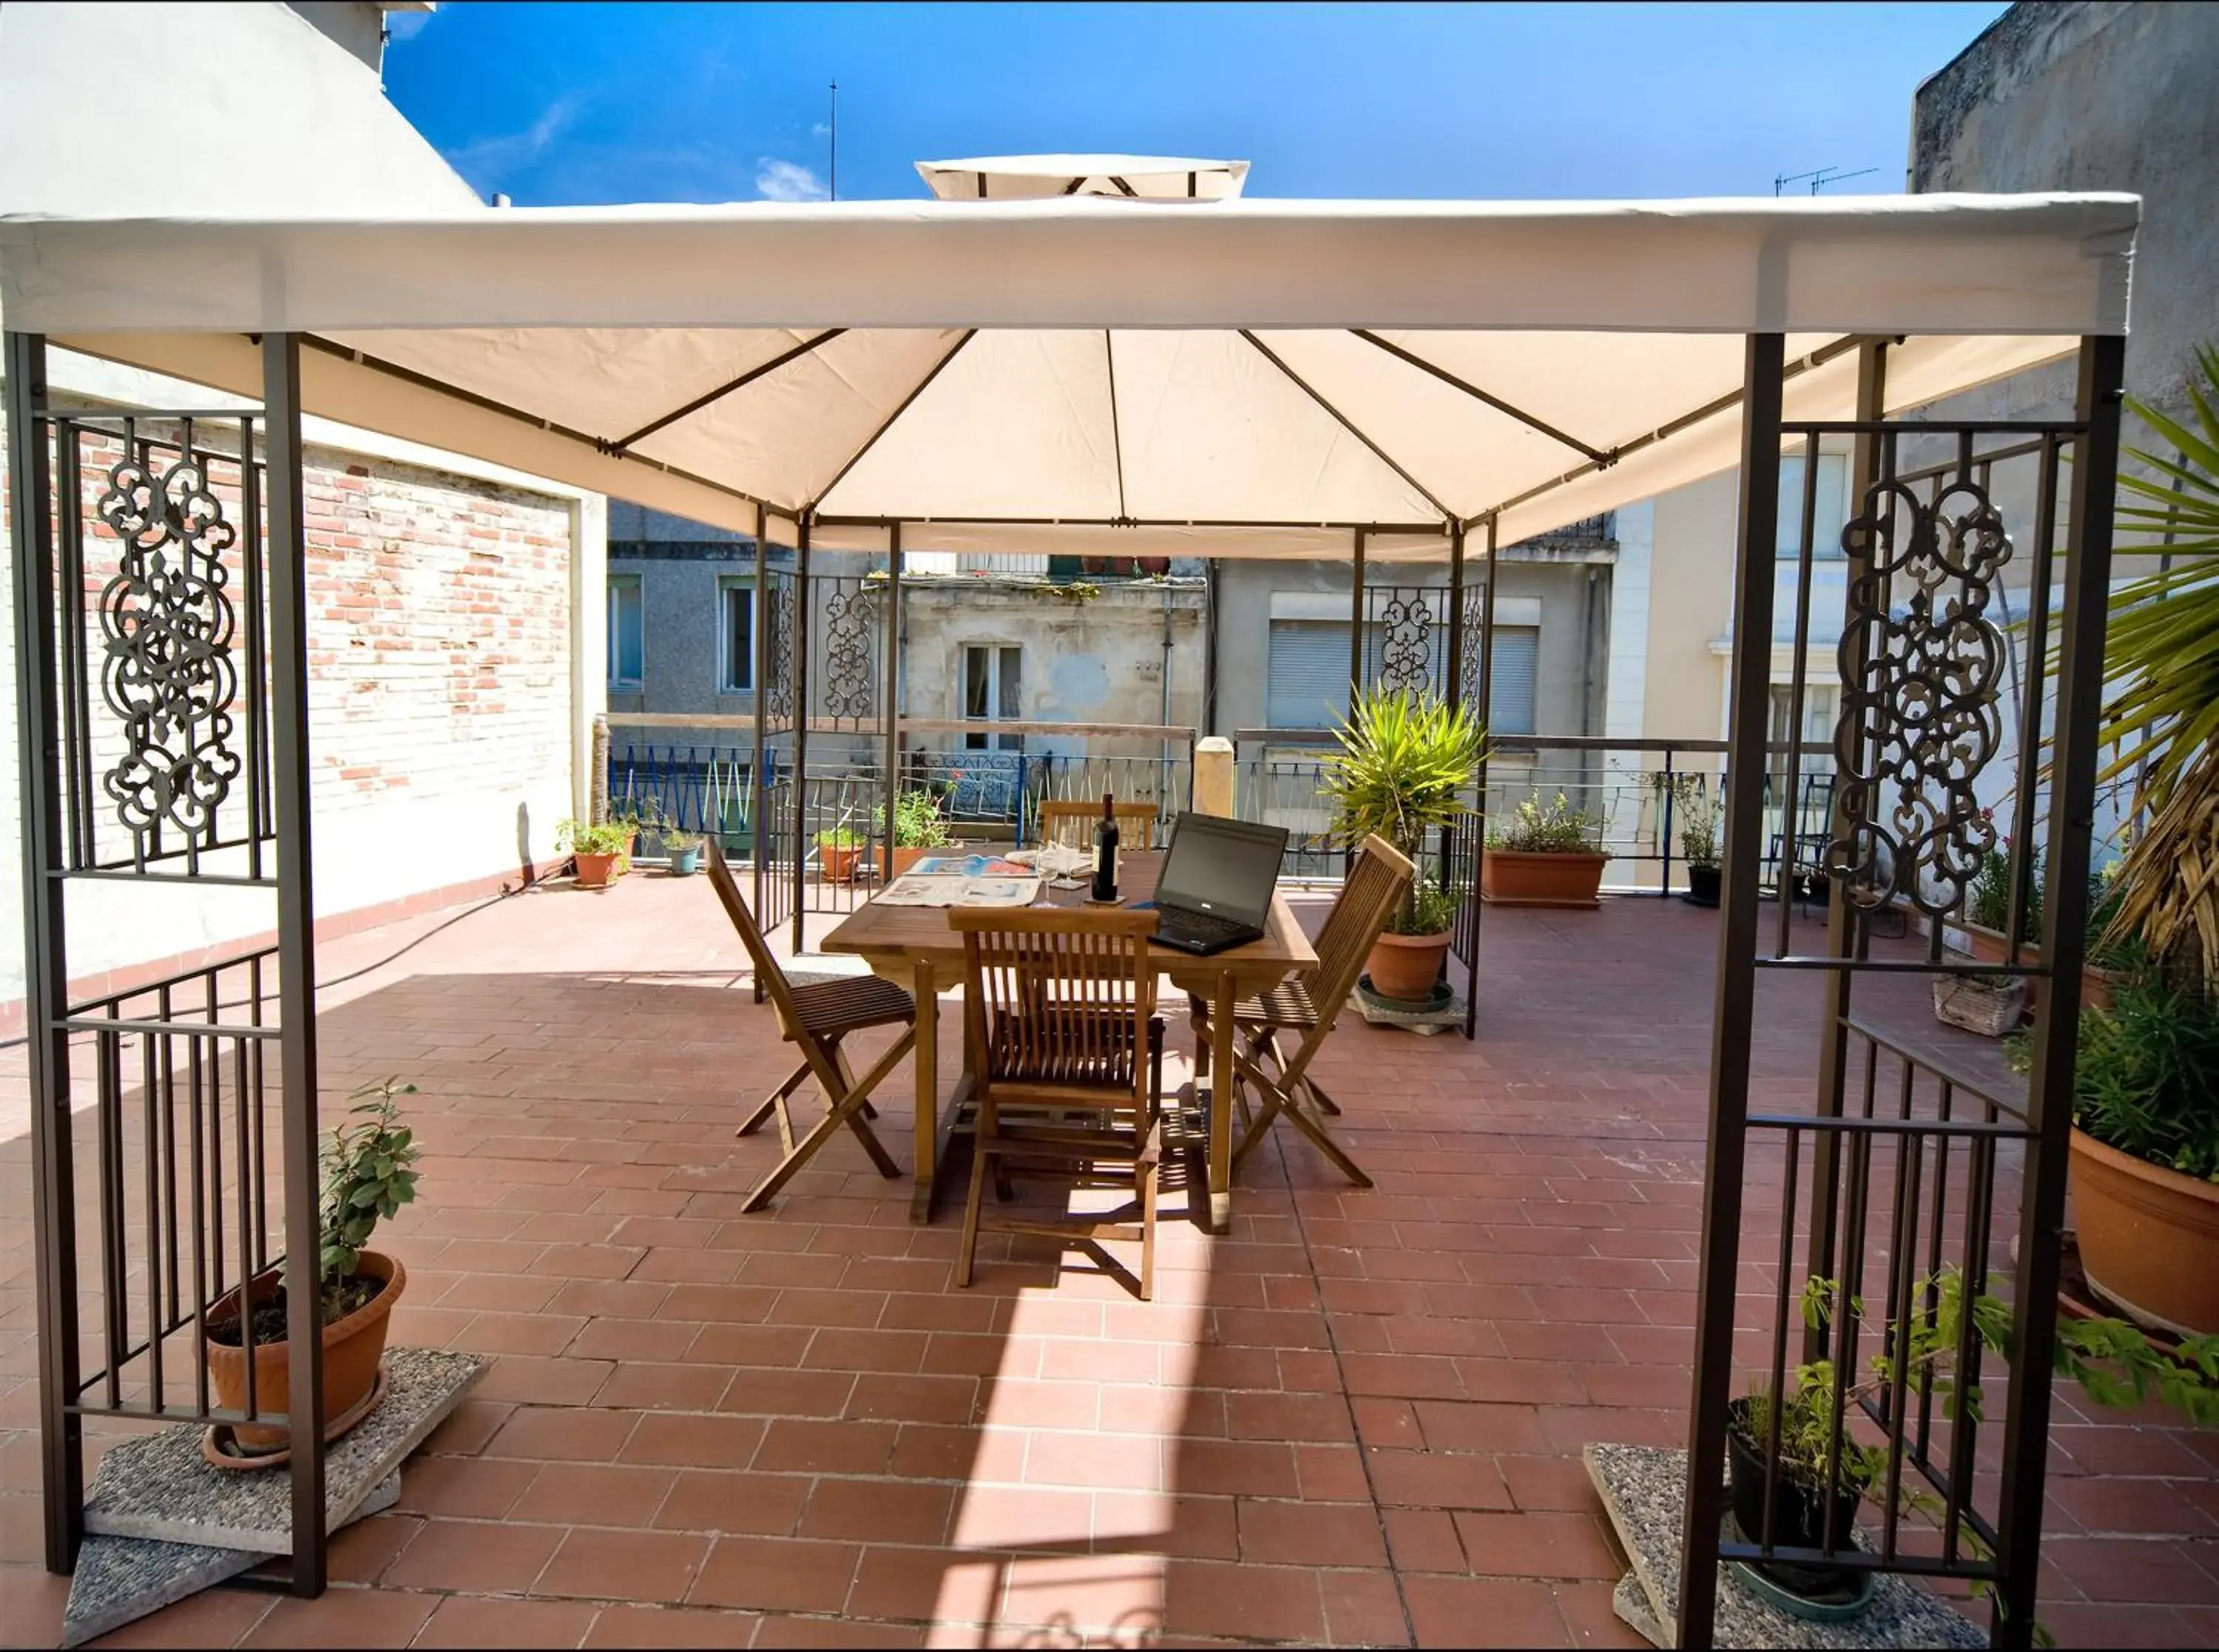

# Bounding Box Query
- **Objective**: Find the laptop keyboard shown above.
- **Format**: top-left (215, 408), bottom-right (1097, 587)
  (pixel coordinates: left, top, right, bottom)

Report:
top-left (1159, 907), bottom-right (1251, 947)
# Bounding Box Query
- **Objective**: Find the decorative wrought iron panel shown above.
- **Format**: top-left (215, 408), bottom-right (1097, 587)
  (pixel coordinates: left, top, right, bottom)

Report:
top-left (1827, 472), bottom-right (2012, 916)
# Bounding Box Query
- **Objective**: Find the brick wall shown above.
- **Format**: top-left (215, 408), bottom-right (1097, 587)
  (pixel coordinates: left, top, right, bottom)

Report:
top-left (0, 393), bottom-right (584, 1014)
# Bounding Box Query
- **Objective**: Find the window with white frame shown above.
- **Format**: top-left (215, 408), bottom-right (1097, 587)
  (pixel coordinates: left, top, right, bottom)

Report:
top-left (608, 575), bottom-right (644, 688)
top-left (963, 644), bottom-right (1023, 750)
top-left (717, 577), bottom-right (754, 692)
top-left (1778, 453), bottom-right (1851, 559)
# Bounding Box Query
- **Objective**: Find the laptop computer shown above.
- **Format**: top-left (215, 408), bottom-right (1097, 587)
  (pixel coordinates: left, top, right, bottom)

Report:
top-left (1138, 813), bottom-right (1291, 955)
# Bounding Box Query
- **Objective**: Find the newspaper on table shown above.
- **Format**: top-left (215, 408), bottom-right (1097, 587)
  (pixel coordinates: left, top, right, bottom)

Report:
top-left (876, 853), bottom-right (1042, 908)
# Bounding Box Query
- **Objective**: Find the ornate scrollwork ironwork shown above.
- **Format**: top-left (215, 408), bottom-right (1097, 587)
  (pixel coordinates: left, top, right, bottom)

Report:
top-left (1374, 591), bottom-right (1438, 698)
top-left (1825, 473), bottom-right (2011, 915)
top-left (1459, 600), bottom-right (1487, 711)
top-left (95, 448), bottom-right (243, 847)
top-left (818, 581), bottom-right (877, 722)
top-left (764, 574), bottom-right (796, 721)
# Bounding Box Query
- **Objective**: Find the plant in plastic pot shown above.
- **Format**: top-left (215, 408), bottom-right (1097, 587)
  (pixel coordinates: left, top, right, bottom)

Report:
top-left (1482, 792), bottom-right (1607, 907)
top-left (1317, 688), bottom-right (1487, 1001)
top-left (1656, 772), bottom-right (1721, 907)
top-left (205, 1079), bottom-right (420, 1458)
top-left (663, 829), bottom-right (704, 876)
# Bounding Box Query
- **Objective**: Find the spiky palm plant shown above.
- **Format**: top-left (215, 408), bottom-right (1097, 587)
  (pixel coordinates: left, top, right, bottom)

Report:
top-left (2099, 343), bottom-right (2219, 987)
top-left (1317, 687), bottom-right (1489, 865)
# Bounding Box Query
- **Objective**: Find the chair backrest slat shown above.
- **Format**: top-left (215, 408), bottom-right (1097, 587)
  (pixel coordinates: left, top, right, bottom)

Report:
top-left (951, 907), bottom-right (1157, 1092)
top-left (707, 838), bottom-right (808, 1040)
top-left (1306, 833), bottom-right (1416, 1031)
top-left (1037, 799), bottom-right (1158, 850)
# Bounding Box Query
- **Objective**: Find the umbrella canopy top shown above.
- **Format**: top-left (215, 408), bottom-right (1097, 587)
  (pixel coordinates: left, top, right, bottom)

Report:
top-left (916, 155), bottom-right (1251, 200)
top-left (0, 190), bottom-right (2137, 555)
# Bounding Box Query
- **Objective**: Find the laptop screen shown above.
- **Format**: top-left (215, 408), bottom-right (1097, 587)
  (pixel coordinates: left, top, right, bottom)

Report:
top-left (1155, 813), bottom-right (1288, 928)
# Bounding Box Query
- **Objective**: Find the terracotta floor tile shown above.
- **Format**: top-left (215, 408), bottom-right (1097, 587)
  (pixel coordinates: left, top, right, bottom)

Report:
top-left (620, 1412), bottom-right (769, 1470)
top-left (239, 1586), bottom-right (439, 1650)
top-left (487, 1404), bottom-right (641, 1463)
top-left (690, 1535), bottom-right (862, 1614)
top-left (596, 1361), bottom-right (736, 1413)
top-left (1162, 1558), bottom-right (1325, 1642)
top-left (538, 1526), bottom-right (714, 1602)
top-left (517, 1461), bottom-right (679, 1529)
top-left (75, 1581), bottom-right (273, 1648)
top-left (412, 1594), bottom-right (600, 1649)
top-left (654, 1469), bottom-right (814, 1537)
top-left (580, 1604), bottom-right (760, 1648)
top-left (1236, 1497), bottom-right (1389, 1568)
top-left (754, 1418), bottom-right (898, 1476)
top-left (1400, 1575), bottom-right (1572, 1650)
top-left (797, 1477), bottom-right (956, 1545)
top-left (383, 1515), bottom-right (567, 1591)
top-left (1451, 1511), bottom-right (1623, 1581)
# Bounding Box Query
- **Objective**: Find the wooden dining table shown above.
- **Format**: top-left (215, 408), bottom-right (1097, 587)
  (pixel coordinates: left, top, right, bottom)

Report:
top-left (818, 851), bottom-right (1316, 1233)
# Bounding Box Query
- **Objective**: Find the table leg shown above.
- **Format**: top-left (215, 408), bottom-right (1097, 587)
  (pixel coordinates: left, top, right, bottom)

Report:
top-left (1208, 972), bottom-right (1235, 1233)
top-left (908, 958), bottom-right (939, 1225)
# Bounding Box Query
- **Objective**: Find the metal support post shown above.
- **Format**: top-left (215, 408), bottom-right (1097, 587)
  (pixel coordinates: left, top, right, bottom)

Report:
top-left (1678, 332), bottom-right (1787, 1650)
top-left (1462, 517), bottom-right (1499, 1040)
top-left (791, 517), bottom-right (813, 953)
top-left (9, 331), bottom-right (84, 1574)
top-left (263, 332), bottom-right (328, 1594)
top-left (1993, 334), bottom-right (2124, 1647)
top-left (881, 524), bottom-right (902, 887)
top-left (1803, 339), bottom-right (1887, 1354)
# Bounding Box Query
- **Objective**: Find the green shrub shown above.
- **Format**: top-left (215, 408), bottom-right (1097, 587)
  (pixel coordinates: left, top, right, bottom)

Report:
top-left (1488, 792), bottom-right (1601, 855)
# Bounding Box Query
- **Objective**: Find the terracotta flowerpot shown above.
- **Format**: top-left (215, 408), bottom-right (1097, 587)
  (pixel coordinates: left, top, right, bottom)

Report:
top-left (573, 850), bottom-right (622, 890)
top-left (891, 843), bottom-right (967, 878)
top-left (2070, 1130), bottom-right (2219, 1336)
top-left (207, 1252), bottom-right (404, 1451)
top-left (1367, 931), bottom-right (1451, 1002)
top-left (1480, 849), bottom-right (1607, 908)
top-left (820, 843), bottom-right (863, 882)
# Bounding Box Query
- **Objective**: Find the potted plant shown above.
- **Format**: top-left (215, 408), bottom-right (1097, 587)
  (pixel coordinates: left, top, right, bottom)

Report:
top-left (558, 816), bottom-right (632, 889)
top-left (886, 787), bottom-right (959, 877)
top-left (2024, 983), bottom-right (2219, 1335)
top-left (206, 1079), bottom-right (420, 1456)
top-left (1729, 1267), bottom-right (2219, 1614)
top-left (1482, 792), bottom-right (1607, 907)
top-left (663, 828), bottom-right (703, 876)
top-left (1658, 773), bottom-right (1721, 907)
top-left (816, 825), bottom-right (867, 883)
top-left (1317, 687), bottom-right (1488, 1001)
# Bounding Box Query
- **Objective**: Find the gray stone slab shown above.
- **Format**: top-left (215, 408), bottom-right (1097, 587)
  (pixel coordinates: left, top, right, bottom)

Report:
top-left (1349, 985), bottom-right (1467, 1035)
top-left (84, 1347), bottom-right (485, 1552)
top-left (1614, 1571), bottom-right (1669, 1649)
top-left (61, 1473), bottom-right (399, 1648)
top-left (1583, 1443), bottom-right (1987, 1650)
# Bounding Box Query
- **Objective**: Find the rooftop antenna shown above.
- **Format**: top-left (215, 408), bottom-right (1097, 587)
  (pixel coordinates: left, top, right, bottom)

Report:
top-left (828, 80), bottom-right (838, 201)
top-left (1774, 165), bottom-right (1881, 196)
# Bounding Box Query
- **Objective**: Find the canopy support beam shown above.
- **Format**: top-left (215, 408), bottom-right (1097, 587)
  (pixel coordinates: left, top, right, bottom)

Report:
top-left (1238, 331), bottom-right (1456, 525)
top-left (1351, 330), bottom-right (1612, 464)
top-left (612, 328), bottom-right (848, 452)
top-left (881, 523), bottom-right (902, 898)
top-left (1463, 515), bottom-right (1498, 1041)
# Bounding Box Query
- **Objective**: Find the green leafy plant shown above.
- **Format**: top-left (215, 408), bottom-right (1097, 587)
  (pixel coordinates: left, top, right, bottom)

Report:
top-left (1385, 881), bottom-right (1461, 938)
top-left (1487, 791), bottom-right (1601, 855)
top-left (1743, 1267), bottom-right (2219, 1634)
top-left (2090, 342), bottom-right (2219, 985)
top-left (661, 828), bottom-right (702, 852)
top-left (2009, 980), bottom-right (2219, 1179)
top-left (1654, 773), bottom-right (1719, 867)
top-left (816, 825), bottom-right (865, 850)
top-left (557, 817), bottom-right (632, 858)
top-left (319, 1079), bottom-right (421, 1312)
top-left (1965, 837), bottom-right (2042, 938)
top-left (1318, 688), bottom-right (1488, 861)
top-left (884, 788), bottom-right (958, 849)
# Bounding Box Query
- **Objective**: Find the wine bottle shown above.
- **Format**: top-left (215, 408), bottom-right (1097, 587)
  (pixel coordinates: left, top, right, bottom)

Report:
top-left (1092, 793), bottom-right (1120, 901)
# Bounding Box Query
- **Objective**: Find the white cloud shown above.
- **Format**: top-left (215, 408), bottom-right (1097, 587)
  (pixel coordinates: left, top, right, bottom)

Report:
top-left (811, 122), bottom-right (832, 139)
top-left (385, 10), bottom-right (435, 43)
top-left (754, 158), bottom-right (829, 202)
top-left (447, 95), bottom-right (584, 189)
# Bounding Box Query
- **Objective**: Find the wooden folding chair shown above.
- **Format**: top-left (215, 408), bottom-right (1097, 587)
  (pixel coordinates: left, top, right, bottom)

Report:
top-left (706, 839), bottom-right (913, 1212)
top-left (1190, 833), bottom-right (1413, 1188)
top-left (951, 907), bottom-right (1166, 1299)
top-left (1036, 797), bottom-right (1160, 851)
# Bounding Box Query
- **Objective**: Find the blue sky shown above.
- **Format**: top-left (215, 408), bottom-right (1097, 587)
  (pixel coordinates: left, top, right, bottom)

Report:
top-left (385, 2), bottom-right (2010, 206)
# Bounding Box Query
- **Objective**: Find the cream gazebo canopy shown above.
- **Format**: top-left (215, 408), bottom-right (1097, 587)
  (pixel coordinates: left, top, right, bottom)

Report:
top-left (0, 189), bottom-right (2135, 558)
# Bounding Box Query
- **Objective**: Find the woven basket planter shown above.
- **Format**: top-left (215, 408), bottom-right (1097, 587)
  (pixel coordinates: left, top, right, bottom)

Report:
top-left (1931, 949), bottom-right (2027, 1037)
